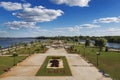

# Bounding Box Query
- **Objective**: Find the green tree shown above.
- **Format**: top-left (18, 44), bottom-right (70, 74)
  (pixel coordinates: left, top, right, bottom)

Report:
top-left (85, 39), bottom-right (91, 47)
top-left (24, 43), bottom-right (28, 50)
top-left (94, 38), bottom-right (100, 46)
top-left (99, 38), bottom-right (107, 51)
top-left (74, 36), bottom-right (79, 42)
top-left (95, 38), bottom-right (107, 51)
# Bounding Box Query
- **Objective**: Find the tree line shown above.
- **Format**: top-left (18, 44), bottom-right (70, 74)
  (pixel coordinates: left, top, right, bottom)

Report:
top-left (36, 36), bottom-right (120, 43)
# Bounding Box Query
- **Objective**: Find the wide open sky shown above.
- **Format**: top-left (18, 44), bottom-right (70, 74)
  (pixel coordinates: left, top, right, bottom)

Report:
top-left (0, 0), bottom-right (120, 37)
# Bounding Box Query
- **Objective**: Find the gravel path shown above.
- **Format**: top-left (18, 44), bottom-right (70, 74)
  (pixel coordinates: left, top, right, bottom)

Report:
top-left (0, 47), bottom-right (112, 80)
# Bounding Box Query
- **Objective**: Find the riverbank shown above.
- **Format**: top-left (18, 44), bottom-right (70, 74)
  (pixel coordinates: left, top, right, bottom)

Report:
top-left (0, 38), bottom-right (39, 48)
top-left (0, 40), bottom-right (47, 55)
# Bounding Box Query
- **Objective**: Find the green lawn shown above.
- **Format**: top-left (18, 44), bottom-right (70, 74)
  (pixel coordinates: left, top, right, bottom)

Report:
top-left (67, 44), bottom-right (120, 80)
top-left (36, 56), bottom-right (72, 76)
top-left (0, 56), bottom-right (26, 75)
top-left (5, 43), bottom-right (47, 55)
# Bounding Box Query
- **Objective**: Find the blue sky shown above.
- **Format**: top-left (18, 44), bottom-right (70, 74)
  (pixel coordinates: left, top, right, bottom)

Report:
top-left (0, 0), bottom-right (120, 37)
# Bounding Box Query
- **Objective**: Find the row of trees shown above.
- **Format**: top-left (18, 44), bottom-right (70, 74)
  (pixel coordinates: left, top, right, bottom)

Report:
top-left (104, 36), bottom-right (120, 43)
top-left (85, 38), bottom-right (107, 51)
top-left (36, 36), bottom-right (120, 43)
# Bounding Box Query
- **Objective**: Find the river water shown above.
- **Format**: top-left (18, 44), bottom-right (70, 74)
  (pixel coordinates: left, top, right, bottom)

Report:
top-left (80, 40), bottom-right (120, 49)
top-left (0, 38), bottom-right (38, 48)
top-left (0, 38), bottom-right (120, 49)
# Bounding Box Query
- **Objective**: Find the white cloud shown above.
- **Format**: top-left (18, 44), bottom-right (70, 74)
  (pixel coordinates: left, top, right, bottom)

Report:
top-left (0, 30), bottom-right (9, 37)
top-left (0, 2), bottom-right (31, 11)
top-left (55, 24), bottom-right (100, 32)
top-left (12, 6), bottom-right (64, 22)
top-left (55, 26), bottom-right (81, 32)
top-left (79, 24), bottom-right (100, 28)
top-left (31, 27), bottom-right (48, 32)
top-left (51, 0), bottom-right (91, 7)
top-left (22, 3), bottom-right (31, 8)
top-left (84, 27), bottom-right (120, 36)
top-left (107, 27), bottom-right (120, 32)
top-left (5, 21), bottom-right (36, 30)
top-left (93, 16), bottom-right (120, 23)
top-left (9, 27), bottom-right (19, 30)
top-left (0, 2), bottom-right (22, 11)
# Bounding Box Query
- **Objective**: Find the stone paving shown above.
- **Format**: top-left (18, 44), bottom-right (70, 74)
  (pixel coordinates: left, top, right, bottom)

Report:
top-left (0, 47), bottom-right (112, 80)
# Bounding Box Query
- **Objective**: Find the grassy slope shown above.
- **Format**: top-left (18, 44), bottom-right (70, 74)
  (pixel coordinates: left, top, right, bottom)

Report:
top-left (68, 44), bottom-right (120, 80)
top-left (36, 56), bottom-right (72, 76)
top-left (0, 56), bottom-right (26, 75)
top-left (6, 44), bottom-right (46, 55)
top-left (0, 41), bottom-right (48, 75)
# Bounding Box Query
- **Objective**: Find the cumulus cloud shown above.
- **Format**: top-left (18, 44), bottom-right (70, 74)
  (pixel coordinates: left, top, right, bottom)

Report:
top-left (93, 16), bottom-right (120, 23)
top-left (0, 2), bottom-right (22, 11)
top-left (55, 26), bottom-right (81, 32)
top-left (107, 27), bottom-right (120, 32)
top-left (22, 3), bottom-right (31, 8)
top-left (12, 6), bottom-right (64, 22)
top-left (51, 0), bottom-right (91, 7)
top-left (0, 1), bottom-right (31, 11)
top-left (1, 2), bottom-right (63, 31)
top-left (0, 30), bottom-right (9, 37)
top-left (55, 24), bottom-right (100, 32)
top-left (79, 24), bottom-right (100, 28)
top-left (5, 21), bottom-right (36, 30)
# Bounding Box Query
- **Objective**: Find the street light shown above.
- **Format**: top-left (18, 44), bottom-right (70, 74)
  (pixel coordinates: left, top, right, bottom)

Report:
top-left (96, 52), bottom-right (100, 67)
top-left (13, 52), bottom-right (17, 66)
top-left (84, 46), bottom-right (86, 58)
top-left (28, 47), bottom-right (30, 56)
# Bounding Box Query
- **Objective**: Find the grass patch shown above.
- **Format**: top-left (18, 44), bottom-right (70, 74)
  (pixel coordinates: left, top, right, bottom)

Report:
top-left (67, 44), bottom-right (120, 80)
top-left (36, 56), bottom-right (72, 76)
top-left (5, 44), bottom-right (47, 55)
top-left (0, 56), bottom-right (26, 75)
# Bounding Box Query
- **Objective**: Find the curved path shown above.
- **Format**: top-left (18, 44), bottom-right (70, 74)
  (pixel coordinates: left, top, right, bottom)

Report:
top-left (0, 47), bottom-right (112, 80)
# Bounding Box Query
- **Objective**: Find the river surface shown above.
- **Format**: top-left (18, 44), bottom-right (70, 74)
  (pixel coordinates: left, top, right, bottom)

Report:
top-left (0, 38), bottom-right (120, 49)
top-left (80, 40), bottom-right (120, 49)
top-left (0, 38), bottom-right (38, 48)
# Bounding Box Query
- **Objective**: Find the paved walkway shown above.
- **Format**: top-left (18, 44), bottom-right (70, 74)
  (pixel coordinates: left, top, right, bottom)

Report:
top-left (0, 47), bottom-right (112, 80)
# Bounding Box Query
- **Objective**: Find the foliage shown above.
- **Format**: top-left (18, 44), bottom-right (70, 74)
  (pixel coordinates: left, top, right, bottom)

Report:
top-left (94, 38), bottom-right (107, 51)
top-left (105, 36), bottom-right (120, 43)
top-left (36, 36), bottom-right (120, 43)
top-left (74, 36), bottom-right (79, 42)
top-left (66, 45), bottom-right (74, 53)
top-left (85, 39), bottom-right (91, 47)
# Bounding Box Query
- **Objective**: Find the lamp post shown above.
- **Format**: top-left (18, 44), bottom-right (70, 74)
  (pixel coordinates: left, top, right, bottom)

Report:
top-left (13, 52), bottom-right (17, 66)
top-left (96, 52), bottom-right (100, 67)
top-left (84, 46), bottom-right (86, 58)
top-left (28, 47), bottom-right (30, 56)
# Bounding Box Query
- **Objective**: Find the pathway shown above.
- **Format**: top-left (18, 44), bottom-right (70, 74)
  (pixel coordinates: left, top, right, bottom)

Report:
top-left (0, 47), bottom-right (112, 80)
